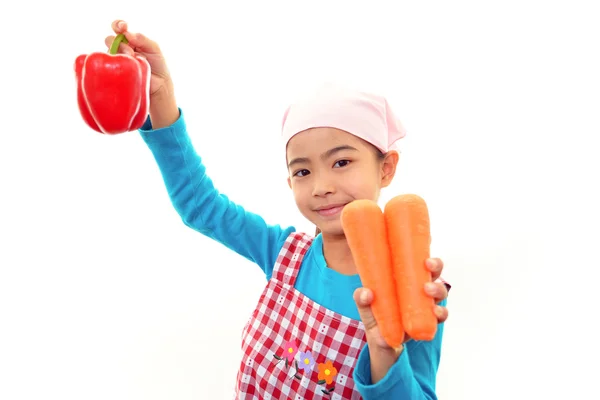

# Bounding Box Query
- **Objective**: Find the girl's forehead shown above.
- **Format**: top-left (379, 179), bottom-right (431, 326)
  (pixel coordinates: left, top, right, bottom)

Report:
top-left (288, 127), bottom-right (362, 149)
top-left (286, 127), bottom-right (370, 159)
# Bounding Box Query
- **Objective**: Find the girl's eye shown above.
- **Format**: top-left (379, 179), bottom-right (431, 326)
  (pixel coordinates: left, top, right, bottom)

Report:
top-left (294, 169), bottom-right (310, 177)
top-left (334, 160), bottom-right (351, 168)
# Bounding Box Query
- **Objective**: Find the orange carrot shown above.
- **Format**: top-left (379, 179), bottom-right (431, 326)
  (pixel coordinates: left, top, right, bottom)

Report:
top-left (384, 194), bottom-right (437, 341)
top-left (341, 199), bottom-right (405, 348)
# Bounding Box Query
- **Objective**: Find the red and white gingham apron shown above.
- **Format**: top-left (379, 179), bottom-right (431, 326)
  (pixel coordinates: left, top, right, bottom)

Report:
top-left (235, 232), bottom-right (451, 399)
top-left (235, 232), bottom-right (366, 399)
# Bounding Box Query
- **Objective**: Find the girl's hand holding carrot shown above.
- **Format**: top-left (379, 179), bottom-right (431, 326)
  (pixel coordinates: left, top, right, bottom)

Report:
top-left (341, 194), bottom-right (449, 383)
top-left (353, 258), bottom-right (449, 383)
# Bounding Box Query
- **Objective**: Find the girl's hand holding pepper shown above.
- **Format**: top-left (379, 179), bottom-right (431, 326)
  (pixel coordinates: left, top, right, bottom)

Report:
top-left (354, 257), bottom-right (449, 384)
top-left (105, 20), bottom-right (179, 129)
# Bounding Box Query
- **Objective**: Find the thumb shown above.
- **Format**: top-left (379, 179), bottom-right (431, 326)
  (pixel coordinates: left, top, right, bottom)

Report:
top-left (353, 288), bottom-right (377, 331)
top-left (355, 288), bottom-right (405, 349)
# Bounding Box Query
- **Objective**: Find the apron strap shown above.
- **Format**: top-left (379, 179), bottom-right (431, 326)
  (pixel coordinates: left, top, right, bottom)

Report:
top-left (271, 232), bottom-right (313, 287)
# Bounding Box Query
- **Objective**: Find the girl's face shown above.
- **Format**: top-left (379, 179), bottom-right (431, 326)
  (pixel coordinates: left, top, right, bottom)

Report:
top-left (286, 127), bottom-right (399, 236)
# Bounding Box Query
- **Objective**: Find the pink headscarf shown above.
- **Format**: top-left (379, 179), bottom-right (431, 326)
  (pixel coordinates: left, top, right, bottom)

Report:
top-left (281, 83), bottom-right (407, 153)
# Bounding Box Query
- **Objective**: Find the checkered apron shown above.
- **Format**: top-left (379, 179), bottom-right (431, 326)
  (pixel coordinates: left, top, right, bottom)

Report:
top-left (235, 232), bottom-right (366, 399)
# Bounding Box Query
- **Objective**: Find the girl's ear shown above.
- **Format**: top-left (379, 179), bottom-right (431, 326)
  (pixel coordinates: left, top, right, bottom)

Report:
top-left (381, 150), bottom-right (399, 188)
top-left (287, 176), bottom-right (292, 189)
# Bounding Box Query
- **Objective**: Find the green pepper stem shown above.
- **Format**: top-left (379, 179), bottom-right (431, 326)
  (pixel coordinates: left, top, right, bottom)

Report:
top-left (109, 34), bottom-right (129, 55)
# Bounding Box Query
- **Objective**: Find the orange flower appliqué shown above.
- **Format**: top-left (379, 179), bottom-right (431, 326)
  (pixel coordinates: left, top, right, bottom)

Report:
top-left (317, 360), bottom-right (338, 385)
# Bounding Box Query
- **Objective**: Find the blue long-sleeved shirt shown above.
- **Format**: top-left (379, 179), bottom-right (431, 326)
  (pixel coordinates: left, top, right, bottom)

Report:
top-left (139, 109), bottom-right (445, 399)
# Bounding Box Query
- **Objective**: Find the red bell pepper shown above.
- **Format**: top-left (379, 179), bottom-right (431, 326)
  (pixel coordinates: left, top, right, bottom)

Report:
top-left (74, 34), bottom-right (150, 135)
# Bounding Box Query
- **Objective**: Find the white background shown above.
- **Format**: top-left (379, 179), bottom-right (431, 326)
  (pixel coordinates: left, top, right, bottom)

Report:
top-left (1, 1), bottom-right (599, 399)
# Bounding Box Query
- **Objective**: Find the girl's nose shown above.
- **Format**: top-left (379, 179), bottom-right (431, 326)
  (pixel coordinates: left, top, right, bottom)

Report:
top-left (312, 176), bottom-right (336, 197)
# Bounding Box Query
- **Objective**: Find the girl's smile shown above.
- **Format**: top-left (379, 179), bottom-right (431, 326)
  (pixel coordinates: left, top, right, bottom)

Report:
top-left (314, 203), bottom-right (348, 217)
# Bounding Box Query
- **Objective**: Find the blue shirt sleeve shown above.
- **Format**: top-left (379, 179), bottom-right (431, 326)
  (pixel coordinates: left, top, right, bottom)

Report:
top-left (138, 109), bottom-right (295, 278)
top-left (353, 298), bottom-right (447, 399)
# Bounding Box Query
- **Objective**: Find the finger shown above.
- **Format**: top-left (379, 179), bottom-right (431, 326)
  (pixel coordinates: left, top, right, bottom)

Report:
top-left (434, 305), bottom-right (449, 323)
top-left (426, 258), bottom-right (444, 281)
top-left (425, 282), bottom-right (448, 304)
top-left (104, 35), bottom-right (135, 55)
top-left (111, 20), bottom-right (128, 34)
top-left (121, 32), bottom-right (161, 55)
top-left (353, 288), bottom-right (377, 331)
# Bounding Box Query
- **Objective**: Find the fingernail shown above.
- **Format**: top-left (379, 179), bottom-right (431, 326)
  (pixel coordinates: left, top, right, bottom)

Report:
top-left (360, 290), bottom-right (368, 303)
top-left (426, 259), bottom-right (436, 269)
top-left (434, 306), bottom-right (444, 318)
top-left (118, 21), bottom-right (126, 29)
top-left (425, 282), bottom-right (437, 294)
